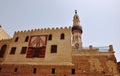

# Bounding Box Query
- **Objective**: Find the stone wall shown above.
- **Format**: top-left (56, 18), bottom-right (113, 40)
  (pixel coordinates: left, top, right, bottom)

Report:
top-left (3, 27), bottom-right (72, 64)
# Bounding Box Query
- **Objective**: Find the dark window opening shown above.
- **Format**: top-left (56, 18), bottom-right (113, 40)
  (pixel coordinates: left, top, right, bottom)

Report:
top-left (33, 48), bottom-right (40, 57)
top-left (33, 68), bottom-right (37, 74)
top-left (102, 71), bottom-right (105, 74)
top-left (0, 67), bottom-right (2, 72)
top-left (48, 34), bottom-right (52, 40)
top-left (25, 36), bottom-right (29, 42)
top-left (14, 68), bottom-right (18, 72)
top-left (71, 69), bottom-right (75, 74)
top-left (0, 45), bottom-right (7, 58)
top-left (51, 68), bottom-right (55, 74)
top-left (10, 47), bottom-right (16, 54)
top-left (60, 33), bottom-right (65, 39)
top-left (21, 47), bottom-right (27, 54)
top-left (26, 47), bottom-right (46, 58)
top-left (15, 37), bottom-right (19, 42)
top-left (51, 45), bottom-right (57, 53)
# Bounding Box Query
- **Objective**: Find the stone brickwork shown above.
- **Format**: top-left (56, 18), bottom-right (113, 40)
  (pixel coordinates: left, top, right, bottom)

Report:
top-left (72, 51), bottom-right (118, 76)
top-left (0, 27), bottom-right (72, 64)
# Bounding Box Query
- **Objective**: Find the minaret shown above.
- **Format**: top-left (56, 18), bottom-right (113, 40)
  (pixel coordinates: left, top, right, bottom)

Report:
top-left (72, 10), bottom-right (83, 49)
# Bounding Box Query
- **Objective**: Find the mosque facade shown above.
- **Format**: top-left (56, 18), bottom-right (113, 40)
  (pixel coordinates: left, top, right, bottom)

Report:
top-left (0, 11), bottom-right (119, 76)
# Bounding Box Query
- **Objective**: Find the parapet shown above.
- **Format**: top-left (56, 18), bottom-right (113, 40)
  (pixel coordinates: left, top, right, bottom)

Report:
top-left (14, 26), bottom-right (71, 34)
top-left (73, 45), bottom-right (114, 53)
top-left (0, 38), bottom-right (12, 42)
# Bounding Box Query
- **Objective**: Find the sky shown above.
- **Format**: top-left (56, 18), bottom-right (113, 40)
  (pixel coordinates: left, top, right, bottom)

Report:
top-left (0, 0), bottom-right (120, 61)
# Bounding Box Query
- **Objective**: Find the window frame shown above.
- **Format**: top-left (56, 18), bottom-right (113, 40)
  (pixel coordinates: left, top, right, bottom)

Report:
top-left (25, 36), bottom-right (29, 42)
top-left (10, 47), bottom-right (16, 54)
top-left (71, 68), bottom-right (75, 74)
top-left (48, 34), bottom-right (52, 40)
top-left (51, 45), bottom-right (57, 53)
top-left (20, 47), bottom-right (27, 54)
top-left (51, 68), bottom-right (55, 74)
top-left (33, 68), bottom-right (37, 74)
top-left (15, 37), bottom-right (19, 42)
top-left (14, 68), bottom-right (18, 72)
top-left (60, 33), bottom-right (65, 39)
top-left (0, 67), bottom-right (2, 72)
top-left (0, 45), bottom-right (7, 58)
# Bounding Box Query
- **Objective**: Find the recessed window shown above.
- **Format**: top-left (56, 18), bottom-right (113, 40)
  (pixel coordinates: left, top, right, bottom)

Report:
top-left (60, 33), bottom-right (65, 39)
top-left (10, 47), bottom-right (16, 54)
top-left (71, 69), bottom-right (75, 74)
top-left (48, 34), bottom-right (52, 40)
top-left (33, 68), bottom-right (37, 74)
top-left (14, 68), bottom-right (18, 72)
top-left (15, 37), bottom-right (19, 42)
top-left (0, 45), bottom-right (7, 58)
top-left (21, 47), bottom-right (27, 54)
top-left (51, 45), bottom-right (57, 53)
top-left (0, 67), bottom-right (2, 72)
top-left (51, 68), bottom-right (55, 74)
top-left (25, 36), bottom-right (29, 42)
top-left (26, 47), bottom-right (46, 58)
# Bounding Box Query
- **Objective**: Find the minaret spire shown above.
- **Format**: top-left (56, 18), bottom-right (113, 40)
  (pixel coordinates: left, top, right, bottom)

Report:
top-left (75, 10), bottom-right (77, 14)
top-left (73, 10), bottom-right (80, 26)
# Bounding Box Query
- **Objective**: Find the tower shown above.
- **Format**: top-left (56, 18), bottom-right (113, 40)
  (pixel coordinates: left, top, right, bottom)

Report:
top-left (72, 10), bottom-right (83, 49)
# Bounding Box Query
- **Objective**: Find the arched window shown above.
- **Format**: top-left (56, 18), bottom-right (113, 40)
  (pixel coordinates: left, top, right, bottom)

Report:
top-left (0, 45), bottom-right (7, 58)
top-left (48, 34), bottom-right (52, 40)
top-left (25, 36), bottom-right (29, 42)
top-left (60, 33), bottom-right (65, 39)
top-left (15, 37), bottom-right (19, 42)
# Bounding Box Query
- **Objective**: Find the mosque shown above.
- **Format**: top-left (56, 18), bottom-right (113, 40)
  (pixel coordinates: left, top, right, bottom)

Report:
top-left (0, 11), bottom-right (119, 76)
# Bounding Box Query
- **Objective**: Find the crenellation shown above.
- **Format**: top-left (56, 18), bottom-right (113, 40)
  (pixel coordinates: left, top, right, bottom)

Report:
top-left (64, 26), bottom-right (67, 29)
top-left (40, 28), bottom-right (43, 30)
top-left (56, 27), bottom-right (59, 30)
top-left (47, 27), bottom-right (50, 30)
top-left (52, 27), bottom-right (54, 30)
top-left (13, 27), bottom-right (71, 36)
top-left (0, 38), bottom-right (12, 42)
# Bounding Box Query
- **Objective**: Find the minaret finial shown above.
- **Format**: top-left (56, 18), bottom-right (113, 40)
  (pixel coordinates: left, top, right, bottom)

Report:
top-left (73, 10), bottom-right (80, 26)
top-left (75, 10), bottom-right (77, 14)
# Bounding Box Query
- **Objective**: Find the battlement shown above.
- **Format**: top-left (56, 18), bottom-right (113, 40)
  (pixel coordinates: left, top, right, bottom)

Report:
top-left (14, 26), bottom-right (71, 34)
top-left (0, 38), bottom-right (12, 42)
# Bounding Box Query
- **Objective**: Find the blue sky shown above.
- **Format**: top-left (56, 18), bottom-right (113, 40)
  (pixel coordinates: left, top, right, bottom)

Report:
top-left (0, 0), bottom-right (120, 61)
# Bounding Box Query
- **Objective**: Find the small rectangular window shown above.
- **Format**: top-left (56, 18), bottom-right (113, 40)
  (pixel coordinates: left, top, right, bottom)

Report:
top-left (15, 37), bottom-right (19, 42)
top-left (51, 45), bottom-right (57, 53)
top-left (71, 69), bottom-right (75, 74)
top-left (48, 34), bottom-right (52, 40)
top-left (51, 68), bottom-right (55, 74)
top-left (25, 36), bottom-right (29, 42)
top-left (0, 67), bottom-right (2, 72)
top-left (60, 33), bottom-right (65, 39)
top-left (33, 68), bottom-right (37, 74)
top-left (10, 47), bottom-right (16, 54)
top-left (14, 68), bottom-right (18, 72)
top-left (21, 47), bottom-right (27, 54)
